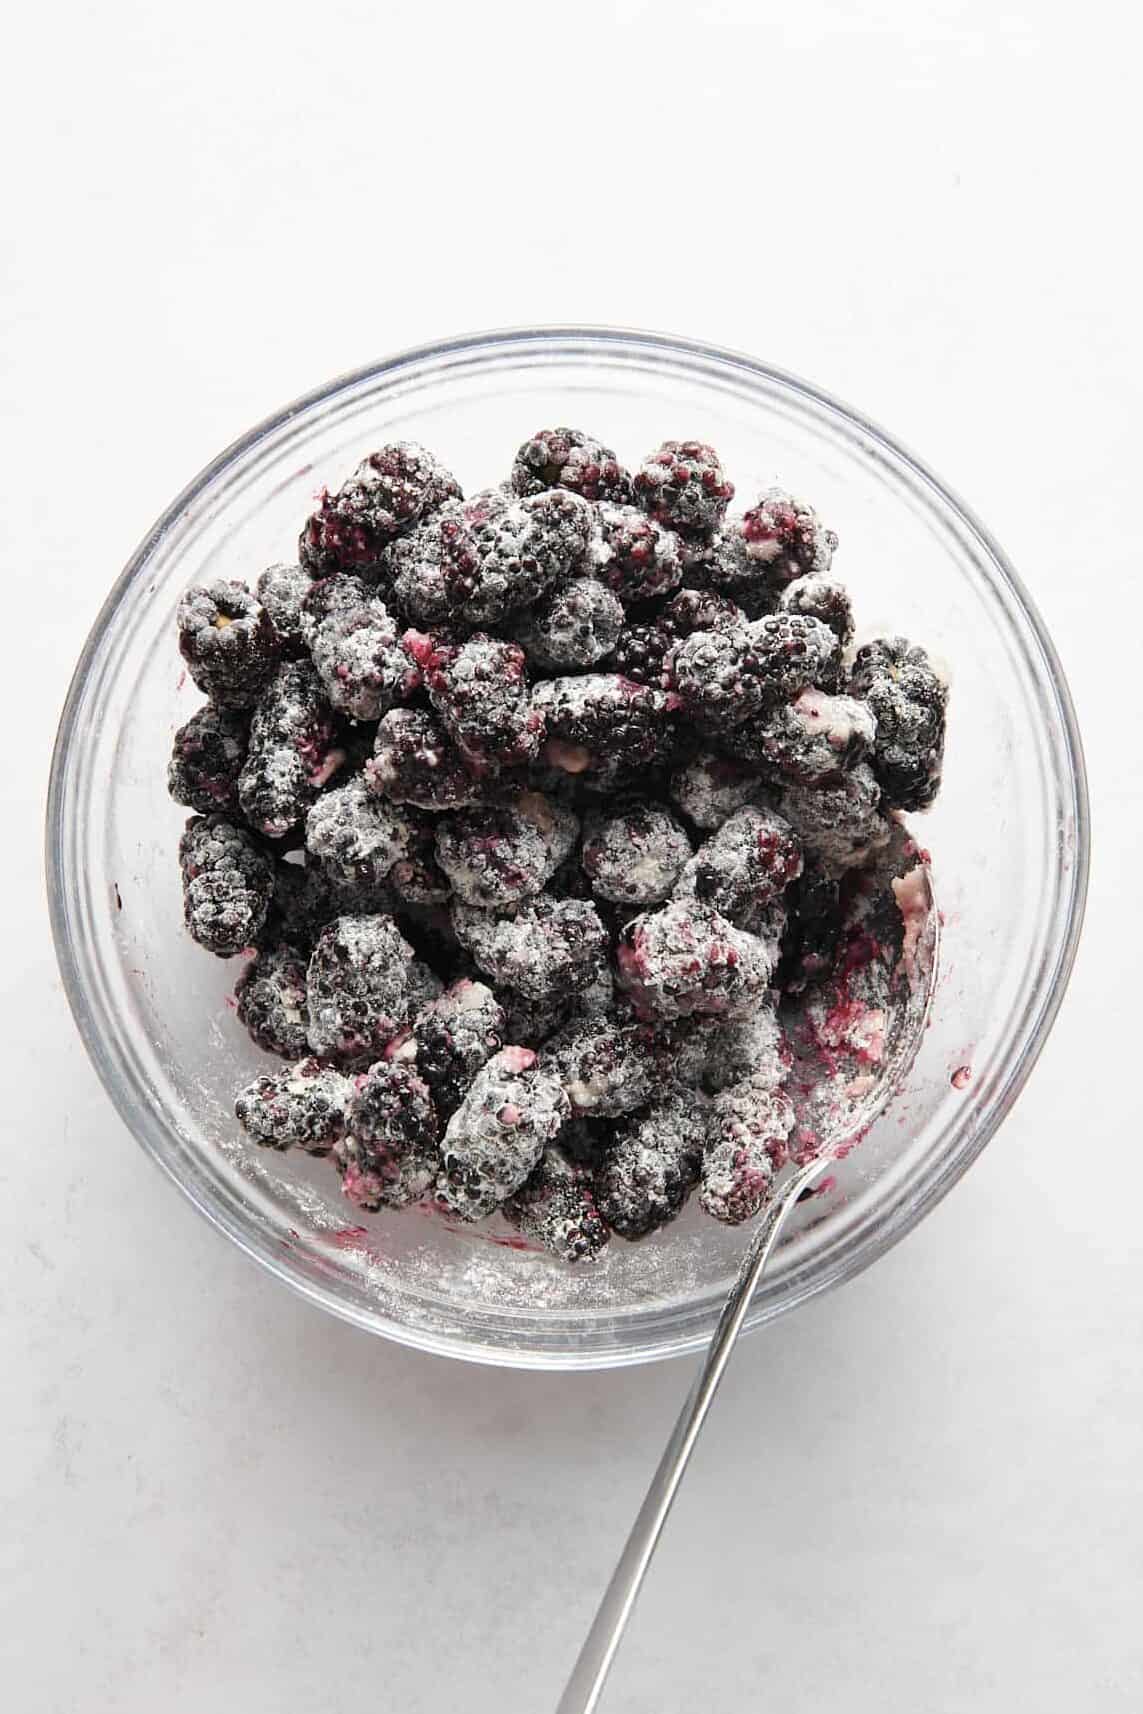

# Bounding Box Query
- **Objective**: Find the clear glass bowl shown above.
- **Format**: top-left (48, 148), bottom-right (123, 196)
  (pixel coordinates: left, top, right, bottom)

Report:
top-left (46, 328), bottom-right (1089, 1370)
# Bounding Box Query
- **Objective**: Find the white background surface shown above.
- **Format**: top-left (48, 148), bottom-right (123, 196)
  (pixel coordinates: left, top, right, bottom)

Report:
top-left (3, 3), bottom-right (1141, 1709)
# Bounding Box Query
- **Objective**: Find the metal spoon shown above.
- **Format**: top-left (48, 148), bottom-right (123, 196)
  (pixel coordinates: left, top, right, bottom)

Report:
top-left (557, 828), bottom-right (938, 1714)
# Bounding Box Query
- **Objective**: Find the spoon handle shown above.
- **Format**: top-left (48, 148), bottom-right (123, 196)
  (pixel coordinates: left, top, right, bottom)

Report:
top-left (555, 1154), bottom-right (827, 1714)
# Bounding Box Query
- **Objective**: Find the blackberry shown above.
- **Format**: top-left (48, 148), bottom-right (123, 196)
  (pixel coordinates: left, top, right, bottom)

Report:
top-left (581, 801), bottom-right (692, 907)
top-left (532, 674), bottom-right (678, 783)
top-left (510, 426), bottom-right (632, 504)
top-left (778, 862), bottom-right (845, 993)
top-left (668, 748), bottom-right (766, 830)
top-left (779, 574), bottom-right (854, 646)
top-left (256, 562), bottom-right (315, 656)
top-left (616, 899), bottom-right (776, 1021)
top-left (721, 690), bottom-right (875, 786)
top-left (610, 622), bottom-right (672, 687)
top-left (542, 1015), bottom-right (657, 1117)
top-left (302, 578), bottom-right (419, 723)
top-left (701, 1075), bottom-right (795, 1224)
top-left (588, 502), bottom-right (683, 605)
top-left (305, 912), bottom-right (420, 1062)
top-left (503, 1148), bottom-right (611, 1263)
top-left (168, 704), bottom-right (249, 815)
top-left (516, 578), bottom-right (624, 671)
top-left (178, 813), bottom-right (275, 956)
top-left (304, 776), bottom-right (413, 887)
top-left (235, 1057), bottom-right (351, 1152)
top-left (238, 661), bottom-right (345, 838)
top-left (848, 636), bottom-right (948, 811)
top-left (434, 792), bottom-right (578, 909)
top-left (666, 625), bottom-right (769, 731)
top-left (671, 1003), bottom-right (787, 1095)
top-left (177, 580), bottom-right (281, 709)
top-left (385, 979), bottom-right (505, 1117)
top-left (365, 708), bottom-right (487, 810)
top-left (660, 587), bottom-right (746, 637)
top-left (451, 896), bottom-right (607, 1004)
top-left (593, 1088), bottom-right (709, 1240)
top-left (235, 942), bottom-right (310, 1057)
top-left (674, 805), bottom-right (802, 925)
top-left (707, 490), bottom-right (837, 607)
top-left (778, 763), bottom-right (890, 873)
top-left (633, 440), bottom-right (734, 538)
top-left (406, 631), bottom-right (543, 771)
top-left (437, 1047), bottom-right (571, 1223)
top-left (748, 612), bottom-right (843, 699)
top-left (298, 442), bottom-right (461, 578)
top-left (334, 1061), bottom-right (440, 1210)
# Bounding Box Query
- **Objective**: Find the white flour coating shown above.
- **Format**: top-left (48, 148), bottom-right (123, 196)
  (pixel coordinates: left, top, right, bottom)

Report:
top-left (668, 749), bottom-right (769, 830)
top-left (304, 776), bottom-right (413, 884)
top-left (542, 1015), bottom-right (656, 1116)
top-left (581, 802), bottom-right (693, 905)
top-left (452, 896), bottom-right (607, 1001)
top-left (438, 1048), bottom-right (572, 1222)
top-left (779, 764), bottom-right (891, 874)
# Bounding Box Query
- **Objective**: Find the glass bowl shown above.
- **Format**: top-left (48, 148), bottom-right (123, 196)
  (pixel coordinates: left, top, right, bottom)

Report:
top-left (46, 327), bottom-right (1088, 1370)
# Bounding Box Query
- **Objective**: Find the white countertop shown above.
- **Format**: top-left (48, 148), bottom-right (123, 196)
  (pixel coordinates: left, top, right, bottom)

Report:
top-left (4, 2), bottom-right (1141, 1708)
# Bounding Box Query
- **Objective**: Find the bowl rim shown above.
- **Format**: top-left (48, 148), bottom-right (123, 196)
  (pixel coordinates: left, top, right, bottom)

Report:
top-left (46, 324), bottom-right (1091, 1368)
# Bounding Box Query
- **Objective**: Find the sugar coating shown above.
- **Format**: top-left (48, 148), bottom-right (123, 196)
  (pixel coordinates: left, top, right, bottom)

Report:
top-left (452, 896), bottom-right (608, 1002)
top-left (779, 574), bottom-right (854, 646)
top-left (235, 1057), bottom-right (352, 1152)
top-left (238, 661), bottom-right (344, 838)
top-left (168, 703), bottom-right (249, 815)
top-left (179, 813), bottom-right (275, 956)
top-left (385, 978), bottom-right (505, 1117)
top-left (849, 636), bottom-right (949, 811)
top-left (177, 579), bottom-right (281, 708)
top-left (707, 490), bottom-right (837, 608)
top-left (434, 792), bottom-right (578, 909)
top-left (235, 942), bottom-right (310, 1057)
top-left (673, 805), bottom-right (803, 924)
top-left (503, 1147), bottom-right (611, 1263)
top-left (305, 912), bottom-right (419, 1061)
top-left (532, 674), bottom-right (678, 782)
top-left (616, 899), bottom-right (776, 1020)
top-left (671, 1003), bottom-right (787, 1095)
top-left (542, 1015), bottom-right (657, 1117)
top-left (510, 426), bottom-right (633, 504)
top-left (299, 441), bottom-right (461, 578)
top-left (668, 749), bottom-right (767, 830)
top-left (581, 801), bottom-right (693, 906)
top-left (334, 1061), bottom-right (440, 1210)
top-left (407, 631), bottom-right (543, 771)
top-left (593, 1088), bottom-right (710, 1239)
top-left (516, 577), bottom-right (625, 670)
top-left (437, 1047), bottom-right (572, 1222)
top-left (722, 689), bottom-right (875, 785)
top-left (633, 440), bottom-right (734, 538)
top-left (304, 775), bottom-right (413, 887)
top-left (702, 1074), bottom-right (795, 1224)
top-left (588, 501), bottom-right (684, 604)
top-left (256, 562), bottom-right (315, 655)
top-left (365, 707), bottom-right (488, 810)
top-left (779, 763), bottom-right (891, 874)
top-left (303, 580), bottom-right (419, 722)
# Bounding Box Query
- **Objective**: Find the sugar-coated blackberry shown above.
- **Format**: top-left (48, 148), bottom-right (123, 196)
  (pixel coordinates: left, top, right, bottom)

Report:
top-left (386, 817), bottom-right (453, 905)
top-left (588, 502), bottom-right (683, 605)
top-left (298, 442), bottom-right (461, 578)
top-left (701, 1075), bottom-right (795, 1224)
top-left (674, 805), bottom-right (802, 925)
top-left (748, 612), bottom-right (843, 699)
top-left (503, 1147), bottom-right (611, 1263)
top-left (532, 674), bottom-right (678, 783)
top-left (334, 1061), bottom-right (440, 1210)
top-left (235, 942), bottom-right (310, 1057)
top-left (610, 622), bottom-right (672, 687)
top-left (365, 708), bottom-right (487, 810)
top-left (721, 689), bottom-right (875, 786)
top-left (706, 489), bottom-right (837, 607)
top-left (237, 661), bottom-right (345, 838)
top-left (510, 426), bottom-right (633, 504)
top-left (593, 1088), bottom-right (709, 1240)
top-left (492, 960), bottom-right (614, 1049)
top-left (452, 896), bottom-right (608, 1002)
top-left (301, 578), bottom-right (419, 723)
top-left (616, 899), bottom-right (776, 1021)
top-left (406, 631), bottom-right (544, 771)
top-left (633, 441), bottom-right (734, 538)
top-left (542, 1015), bottom-right (657, 1117)
top-left (437, 1047), bottom-right (572, 1222)
top-left (385, 979), bottom-right (505, 1118)
top-left (256, 562), bottom-right (315, 656)
top-left (581, 801), bottom-right (692, 906)
top-left (434, 792), bottom-right (578, 909)
top-left (305, 912), bottom-right (420, 1061)
top-left (667, 748), bottom-right (766, 831)
top-left (671, 1003), bottom-right (787, 1095)
top-left (779, 574), bottom-right (854, 646)
top-left (778, 763), bottom-right (890, 873)
top-left (168, 704), bottom-right (249, 815)
top-left (666, 625), bottom-right (769, 731)
top-left (235, 1057), bottom-right (351, 1152)
top-left (516, 578), bottom-right (625, 671)
top-left (848, 636), bottom-right (948, 811)
top-left (179, 813), bottom-right (275, 956)
top-left (304, 776), bottom-right (413, 887)
top-left (177, 580), bottom-right (281, 708)
top-left (660, 587), bottom-right (747, 637)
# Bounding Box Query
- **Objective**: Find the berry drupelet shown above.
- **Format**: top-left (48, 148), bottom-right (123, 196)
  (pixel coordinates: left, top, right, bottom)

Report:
top-left (304, 912), bottom-right (421, 1062)
top-left (633, 441), bottom-right (734, 539)
top-left (365, 707), bottom-right (487, 810)
top-left (674, 804), bottom-right (803, 926)
top-left (610, 622), bottom-right (673, 687)
top-left (452, 895), bottom-right (608, 1004)
top-left (588, 502), bottom-right (683, 605)
top-left (848, 636), bottom-right (948, 811)
top-left (385, 979), bottom-right (505, 1118)
top-left (593, 1088), bottom-right (710, 1240)
top-left (179, 813), bottom-right (275, 956)
top-left (434, 792), bottom-right (578, 909)
top-left (503, 1146), bottom-right (611, 1263)
top-left (256, 562), bottom-right (315, 656)
top-left (237, 661), bottom-right (345, 838)
top-left (532, 674), bottom-right (678, 783)
top-left (177, 580), bottom-right (281, 708)
top-left (406, 630), bottom-right (543, 772)
top-left (298, 441), bottom-right (461, 578)
top-left (616, 899), bottom-right (776, 1021)
top-left (235, 942), bottom-right (310, 1058)
top-left (581, 801), bottom-right (693, 907)
top-left (235, 1057), bottom-right (352, 1152)
top-left (510, 426), bottom-right (633, 504)
top-left (168, 704), bottom-right (249, 815)
top-left (701, 1074), bottom-right (795, 1224)
top-left (516, 578), bottom-right (625, 671)
top-left (334, 1061), bottom-right (440, 1210)
top-left (437, 1046), bottom-right (572, 1223)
